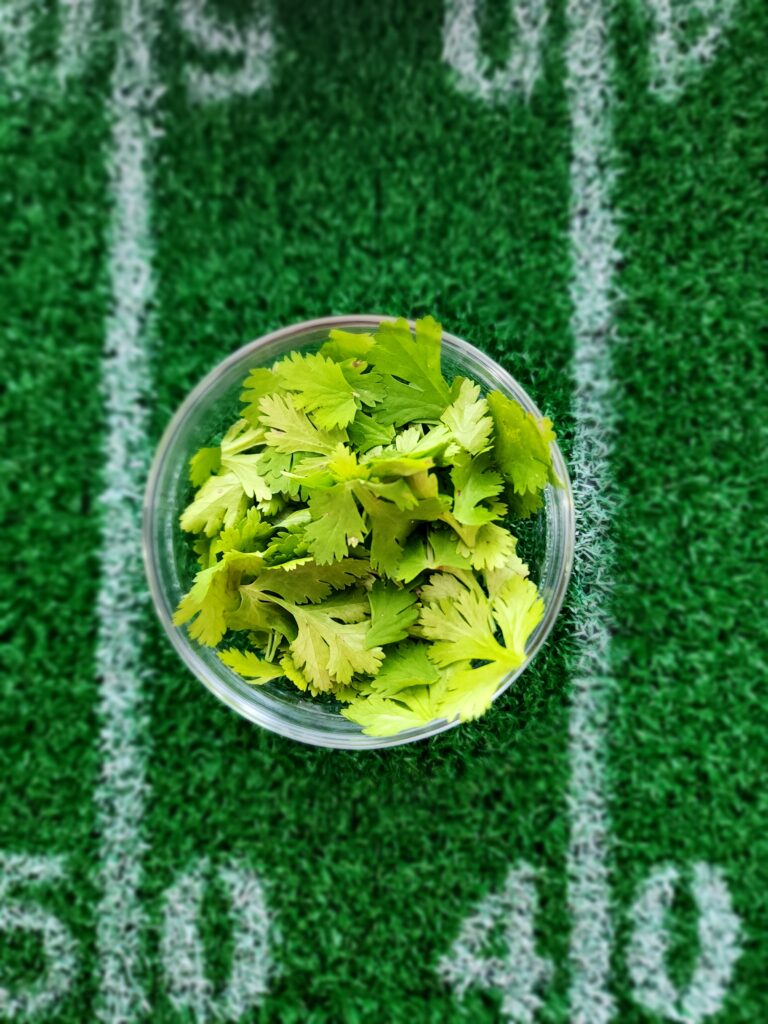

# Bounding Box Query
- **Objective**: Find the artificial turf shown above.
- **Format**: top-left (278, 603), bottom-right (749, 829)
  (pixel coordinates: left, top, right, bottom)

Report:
top-left (1, 0), bottom-right (766, 1021)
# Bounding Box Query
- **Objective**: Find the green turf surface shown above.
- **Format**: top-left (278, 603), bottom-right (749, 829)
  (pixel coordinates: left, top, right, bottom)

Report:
top-left (1, 0), bottom-right (766, 1021)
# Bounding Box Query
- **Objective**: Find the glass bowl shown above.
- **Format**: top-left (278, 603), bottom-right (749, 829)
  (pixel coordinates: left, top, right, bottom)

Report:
top-left (143, 315), bottom-right (574, 749)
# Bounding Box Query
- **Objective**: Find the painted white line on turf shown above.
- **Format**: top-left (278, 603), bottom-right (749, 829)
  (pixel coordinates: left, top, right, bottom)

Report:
top-left (56, 0), bottom-right (97, 83)
top-left (437, 863), bottom-right (553, 1023)
top-left (94, 0), bottom-right (160, 1018)
top-left (645, 0), bottom-right (738, 102)
top-left (628, 863), bottom-right (742, 1024)
top-left (178, 0), bottom-right (274, 104)
top-left (0, 853), bottom-right (78, 1019)
top-left (161, 859), bottom-right (275, 1023)
top-left (0, 0), bottom-right (34, 96)
top-left (564, 0), bottom-right (620, 1020)
top-left (442, 0), bottom-right (548, 103)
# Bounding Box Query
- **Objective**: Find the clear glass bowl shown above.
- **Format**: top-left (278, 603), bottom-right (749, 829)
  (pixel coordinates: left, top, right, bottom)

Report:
top-left (143, 316), bottom-right (574, 749)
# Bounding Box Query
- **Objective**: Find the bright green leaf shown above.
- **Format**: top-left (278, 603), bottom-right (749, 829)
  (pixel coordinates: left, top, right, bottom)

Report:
top-left (365, 582), bottom-right (419, 648)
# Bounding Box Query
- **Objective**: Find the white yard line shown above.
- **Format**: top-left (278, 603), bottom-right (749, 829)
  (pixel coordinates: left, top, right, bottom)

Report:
top-left (564, 0), bottom-right (620, 1021)
top-left (56, 0), bottom-right (97, 83)
top-left (94, 0), bottom-right (160, 1019)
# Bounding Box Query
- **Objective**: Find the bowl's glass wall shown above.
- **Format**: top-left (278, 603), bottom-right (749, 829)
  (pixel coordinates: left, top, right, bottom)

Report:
top-left (143, 316), bottom-right (574, 749)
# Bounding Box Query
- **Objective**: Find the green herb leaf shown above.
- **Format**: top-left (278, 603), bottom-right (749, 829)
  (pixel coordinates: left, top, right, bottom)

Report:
top-left (441, 377), bottom-right (494, 454)
top-left (487, 389), bottom-right (557, 496)
top-left (304, 485), bottom-right (367, 564)
top-left (450, 452), bottom-right (505, 526)
top-left (189, 446), bottom-right (221, 487)
top-left (369, 317), bottom-right (451, 425)
top-left (365, 582), bottom-right (419, 649)
top-left (368, 641), bottom-right (440, 694)
top-left (319, 329), bottom-right (375, 362)
top-left (217, 649), bottom-right (283, 684)
top-left (275, 351), bottom-right (359, 429)
top-left (259, 393), bottom-right (347, 454)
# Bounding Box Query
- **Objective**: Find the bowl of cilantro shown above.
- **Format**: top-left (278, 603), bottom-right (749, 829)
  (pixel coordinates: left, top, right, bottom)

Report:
top-left (143, 315), bottom-right (574, 748)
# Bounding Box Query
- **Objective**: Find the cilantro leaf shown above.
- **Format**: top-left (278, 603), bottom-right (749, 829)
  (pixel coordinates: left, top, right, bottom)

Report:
top-left (275, 351), bottom-right (359, 429)
top-left (454, 521), bottom-right (521, 570)
top-left (217, 649), bottom-right (283, 684)
top-left (354, 488), bottom-right (449, 575)
top-left (245, 557), bottom-right (370, 605)
top-left (506, 487), bottom-right (545, 520)
top-left (210, 507), bottom-right (271, 560)
top-left (220, 418), bottom-right (264, 456)
top-left (368, 641), bottom-right (440, 693)
top-left (441, 377), bottom-right (494, 454)
top-left (365, 582), bottom-right (419, 649)
top-left (365, 453), bottom-right (434, 479)
top-left (483, 556), bottom-right (530, 598)
top-left (319, 329), bottom-right (375, 362)
top-left (285, 601), bottom-right (383, 690)
top-left (221, 454), bottom-right (271, 501)
top-left (418, 571), bottom-right (513, 667)
top-left (368, 317), bottom-right (451, 425)
top-left (337, 360), bottom-right (386, 407)
top-left (340, 686), bottom-right (443, 737)
top-left (226, 585), bottom-right (296, 638)
top-left (304, 485), bottom-right (367, 564)
top-left (189, 446), bottom-right (221, 487)
top-left (259, 393), bottom-right (346, 454)
top-left (395, 528), bottom-right (473, 583)
top-left (436, 661), bottom-right (508, 723)
top-left (240, 368), bottom-right (281, 426)
top-left (487, 390), bottom-right (557, 496)
top-left (450, 452), bottom-right (505, 526)
top-left (173, 563), bottom-right (238, 646)
top-left (180, 472), bottom-right (249, 537)
top-left (393, 423), bottom-right (454, 459)
top-left (347, 411), bottom-right (395, 453)
top-left (490, 574), bottom-right (544, 661)
top-left (279, 650), bottom-right (313, 692)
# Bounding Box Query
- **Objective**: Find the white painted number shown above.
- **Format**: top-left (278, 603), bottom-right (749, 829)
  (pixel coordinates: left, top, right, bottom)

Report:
top-left (178, 0), bottom-right (274, 103)
top-left (645, 0), bottom-right (739, 101)
top-left (161, 859), bottom-right (275, 1023)
top-left (437, 863), bottom-right (553, 1023)
top-left (0, 0), bottom-right (35, 95)
top-left (628, 863), bottom-right (742, 1023)
top-left (56, 0), bottom-right (99, 83)
top-left (442, 0), bottom-right (548, 103)
top-left (0, 853), bottom-right (78, 1020)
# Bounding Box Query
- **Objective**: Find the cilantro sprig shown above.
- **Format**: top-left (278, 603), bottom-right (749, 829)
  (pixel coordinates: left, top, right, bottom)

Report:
top-left (173, 317), bottom-right (560, 737)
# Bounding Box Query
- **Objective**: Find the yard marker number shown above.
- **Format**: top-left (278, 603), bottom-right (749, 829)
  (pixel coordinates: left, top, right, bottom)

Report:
top-left (645, 0), bottom-right (739, 101)
top-left (161, 859), bottom-right (275, 1024)
top-left (437, 863), bottom-right (553, 1024)
top-left (0, 0), bottom-right (34, 95)
top-left (0, 854), bottom-right (78, 1020)
top-left (56, 0), bottom-right (98, 83)
top-left (442, 0), bottom-right (548, 103)
top-left (178, 0), bottom-right (274, 103)
top-left (628, 864), bottom-right (742, 1024)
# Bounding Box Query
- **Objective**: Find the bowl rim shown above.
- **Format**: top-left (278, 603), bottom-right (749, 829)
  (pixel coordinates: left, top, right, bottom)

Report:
top-left (142, 314), bottom-right (574, 749)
